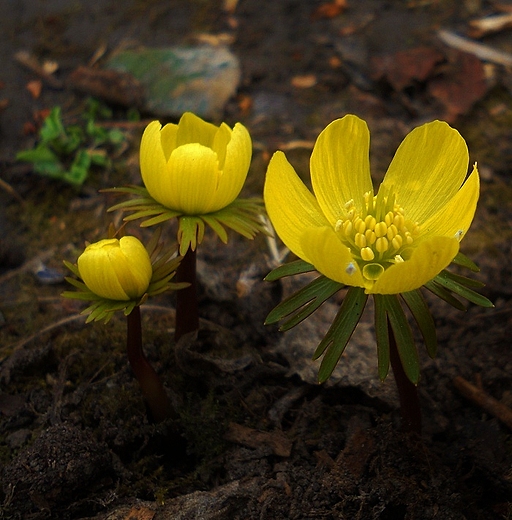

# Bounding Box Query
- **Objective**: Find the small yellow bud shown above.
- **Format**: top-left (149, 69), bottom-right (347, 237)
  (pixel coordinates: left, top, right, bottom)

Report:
top-left (77, 236), bottom-right (152, 301)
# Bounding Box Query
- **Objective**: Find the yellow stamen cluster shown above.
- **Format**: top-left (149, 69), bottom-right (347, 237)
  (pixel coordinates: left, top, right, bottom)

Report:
top-left (335, 189), bottom-right (419, 275)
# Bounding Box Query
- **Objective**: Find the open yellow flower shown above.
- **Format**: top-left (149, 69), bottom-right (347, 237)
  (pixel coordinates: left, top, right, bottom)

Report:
top-left (77, 236), bottom-right (152, 301)
top-left (264, 115), bottom-right (480, 294)
top-left (140, 112), bottom-right (252, 215)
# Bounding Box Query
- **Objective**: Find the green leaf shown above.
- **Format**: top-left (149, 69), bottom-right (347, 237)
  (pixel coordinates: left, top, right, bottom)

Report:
top-left (315, 287), bottom-right (368, 383)
top-left (265, 275), bottom-right (343, 330)
top-left (202, 214), bottom-right (229, 243)
top-left (385, 294), bottom-right (420, 384)
top-left (16, 145), bottom-right (60, 164)
top-left (178, 216), bottom-right (204, 255)
top-left (401, 289), bottom-right (437, 359)
top-left (89, 150), bottom-right (109, 166)
top-left (440, 269), bottom-right (485, 289)
top-left (264, 259), bottom-right (316, 281)
top-left (39, 107), bottom-right (65, 142)
top-left (434, 271), bottom-right (494, 308)
top-left (34, 160), bottom-right (66, 179)
top-left (63, 149), bottom-right (91, 185)
top-left (373, 294), bottom-right (390, 381)
top-left (451, 252), bottom-right (480, 272)
top-left (424, 280), bottom-right (466, 311)
top-left (107, 128), bottom-right (126, 145)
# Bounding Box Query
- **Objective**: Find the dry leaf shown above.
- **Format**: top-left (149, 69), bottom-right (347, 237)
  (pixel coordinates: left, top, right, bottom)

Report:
top-left (26, 80), bottom-right (42, 99)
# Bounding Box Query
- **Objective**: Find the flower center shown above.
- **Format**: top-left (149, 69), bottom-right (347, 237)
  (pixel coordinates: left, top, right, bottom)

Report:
top-left (335, 187), bottom-right (420, 281)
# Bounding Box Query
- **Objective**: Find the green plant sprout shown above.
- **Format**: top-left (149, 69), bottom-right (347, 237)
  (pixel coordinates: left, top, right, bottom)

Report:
top-left (17, 100), bottom-right (127, 186)
top-left (106, 112), bottom-right (266, 341)
top-left (263, 115), bottom-right (493, 434)
top-left (62, 228), bottom-right (188, 422)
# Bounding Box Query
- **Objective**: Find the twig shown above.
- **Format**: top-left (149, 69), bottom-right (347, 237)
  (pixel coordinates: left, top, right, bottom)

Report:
top-left (469, 13), bottom-right (512, 38)
top-left (0, 176), bottom-right (24, 204)
top-left (453, 375), bottom-right (512, 430)
top-left (437, 29), bottom-right (512, 66)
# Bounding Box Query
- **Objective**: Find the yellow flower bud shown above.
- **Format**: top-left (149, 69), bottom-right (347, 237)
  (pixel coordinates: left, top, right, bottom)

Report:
top-left (140, 112), bottom-right (252, 215)
top-left (77, 236), bottom-right (152, 301)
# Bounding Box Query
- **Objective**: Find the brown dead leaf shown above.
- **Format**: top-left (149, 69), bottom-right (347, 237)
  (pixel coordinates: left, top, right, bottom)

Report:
top-left (291, 74), bottom-right (317, 88)
top-left (370, 46), bottom-right (444, 91)
top-left (122, 506), bottom-right (155, 520)
top-left (428, 50), bottom-right (488, 122)
top-left (26, 79), bottom-right (42, 99)
top-left (311, 0), bottom-right (347, 20)
top-left (225, 422), bottom-right (292, 457)
top-left (67, 66), bottom-right (144, 107)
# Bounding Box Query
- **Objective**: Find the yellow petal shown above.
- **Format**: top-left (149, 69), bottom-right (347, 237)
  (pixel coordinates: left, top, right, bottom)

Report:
top-left (382, 121), bottom-right (470, 223)
top-left (167, 143), bottom-right (221, 214)
top-left (211, 122), bottom-right (232, 169)
top-left (264, 151), bottom-right (330, 260)
top-left (310, 115), bottom-right (373, 224)
top-left (78, 239), bottom-right (131, 300)
top-left (421, 164), bottom-right (479, 241)
top-left (212, 122), bottom-right (252, 210)
top-left (176, 112), bottom-right (218, 148)
top-left (160, 122), bottom-right (178, 160)
top-left (370, 236), bottom-right (459, 294)
top-left (300, 226), bottom-right (366, 288)
top-left (140, 121), bottom-right (169, 207)
top-left (116, 236), bottom-right (153, 299)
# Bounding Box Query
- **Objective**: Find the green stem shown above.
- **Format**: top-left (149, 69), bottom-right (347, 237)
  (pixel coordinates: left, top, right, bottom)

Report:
top-left (388, 318), bottom-right (422, 434)
top-left (127, 306), bottom-right (174, 422)
top-left (175, 247), bottom-right (199, 342)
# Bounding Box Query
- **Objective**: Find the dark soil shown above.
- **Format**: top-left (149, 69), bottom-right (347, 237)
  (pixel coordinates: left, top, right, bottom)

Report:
top-left (1, 1), bottom-right (511, 519)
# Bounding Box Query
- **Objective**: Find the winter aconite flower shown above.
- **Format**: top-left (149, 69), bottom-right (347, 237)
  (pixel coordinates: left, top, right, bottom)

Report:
top-left (140, 112), bottom-right (251, 215)
top-left (108, 112), bottom-right (266, 255)
top-left (78, 236), bottom-right (152, 301)
top-left (63, 231), bottom-right (186, 323)
top-left (264, 115), bottom-right (480, 294)
top-left (264, 115), bottom-right (492, 402)
top-left (63, 232), bottom-right (187, 423)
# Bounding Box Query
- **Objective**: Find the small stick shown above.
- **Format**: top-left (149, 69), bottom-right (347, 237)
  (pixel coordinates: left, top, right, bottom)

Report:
top-left (437, 29), bottom-right (512, 67)
top-left (453, 376), bottom-right (512, 431)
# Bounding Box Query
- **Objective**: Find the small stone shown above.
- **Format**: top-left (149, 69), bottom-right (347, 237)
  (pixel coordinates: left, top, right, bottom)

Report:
top-left (106, 45), bottom-right (241, 119)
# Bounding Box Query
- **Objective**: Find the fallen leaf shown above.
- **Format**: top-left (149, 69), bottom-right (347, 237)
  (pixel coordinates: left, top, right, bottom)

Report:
top-left (122, 506), bottom-right (155, 520)
top-left (311, 0), bottom-right (348, 20)
top-left (370, 46), bottom-right (444, 91)
top-left (26, 79), bottom-right (42, 99)
top-left (428, 50), bottom-right (488, 121)
top-left (291, 74), bottom-right (317, 88)
top-left (225, 422), bottom-right (292, 457)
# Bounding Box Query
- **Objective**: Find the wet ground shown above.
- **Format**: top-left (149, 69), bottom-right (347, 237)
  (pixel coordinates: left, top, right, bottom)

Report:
top-left (1, 1), bottom-right (512, 519)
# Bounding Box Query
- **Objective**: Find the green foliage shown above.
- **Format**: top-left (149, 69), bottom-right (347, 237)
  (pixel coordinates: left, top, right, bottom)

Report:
top-left (265, 255), bottom-right (493, 385)
top-left (106, 185), bottom-right (267, 255)
top-left (16, 100), bottom-right (129, 186)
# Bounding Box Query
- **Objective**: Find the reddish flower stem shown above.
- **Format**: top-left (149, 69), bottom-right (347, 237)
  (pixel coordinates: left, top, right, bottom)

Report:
top-left (388, 318), bottom-right (422, 435)
top-left (126, 306), bottom-right (174, 422)
top-left (175, 247), bottom-right (199, 342)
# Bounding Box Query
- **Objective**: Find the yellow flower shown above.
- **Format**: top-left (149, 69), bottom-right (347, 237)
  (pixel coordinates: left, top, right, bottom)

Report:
top-left (264, 115), bottom-right (480, 294)
top-left (77, 236), bottom-right (152, 301)
top-left (140, 112), bottom-right (252, 215)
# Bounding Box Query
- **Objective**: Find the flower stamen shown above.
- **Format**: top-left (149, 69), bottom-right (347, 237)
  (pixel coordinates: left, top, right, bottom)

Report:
top-left (336, 189), bottom-right (420, 282)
